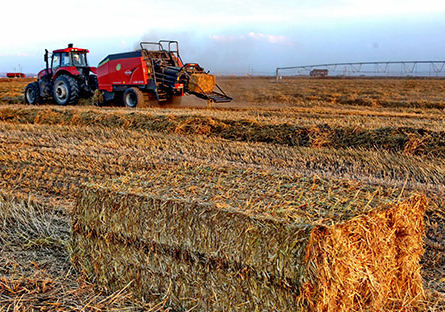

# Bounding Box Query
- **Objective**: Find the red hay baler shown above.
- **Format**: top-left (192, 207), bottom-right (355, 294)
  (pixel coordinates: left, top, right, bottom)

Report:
top-left (94, 40), bottom-right (231, 107)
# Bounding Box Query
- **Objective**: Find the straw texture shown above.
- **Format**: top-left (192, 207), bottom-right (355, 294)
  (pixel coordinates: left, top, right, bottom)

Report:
top-left (71, 163), bottom-right (427, 311)
top-left (188, 73), bottom-right (216, 94)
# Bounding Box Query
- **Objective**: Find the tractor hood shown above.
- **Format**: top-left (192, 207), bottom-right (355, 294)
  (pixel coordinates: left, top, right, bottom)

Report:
top-left (51, 66), bottom-right (97, 81)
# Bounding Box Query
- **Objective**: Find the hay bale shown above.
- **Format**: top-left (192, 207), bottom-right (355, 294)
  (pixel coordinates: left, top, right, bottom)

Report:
top-left (188, 73), bottom-right (216, 94)
top-left (71, 163), bottom-right (426, 311)
top-left (71, 234), bottom-right (299, 311)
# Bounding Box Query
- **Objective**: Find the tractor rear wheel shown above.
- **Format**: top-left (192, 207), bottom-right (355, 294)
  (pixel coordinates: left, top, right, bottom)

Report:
top-left (24, 82), bottom-right (41, 105)
top-left (123, 87), bottom-right (145, 108)
top-left (53, 75), bottom-right (79, 105)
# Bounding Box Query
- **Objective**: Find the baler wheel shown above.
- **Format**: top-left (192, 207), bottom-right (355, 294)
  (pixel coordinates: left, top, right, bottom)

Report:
top-left (24, 82), bottom-right (41, 105)
top-left (123, 87), bottom-right (145, 108)
top-left (53, 75), bottom-right (80, 105)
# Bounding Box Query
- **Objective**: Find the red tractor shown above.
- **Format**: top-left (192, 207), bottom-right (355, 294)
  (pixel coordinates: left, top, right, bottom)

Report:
top-left (24, 44), bottom-right (97, 105)
top-left (94, 40), bottom-right (231, 107)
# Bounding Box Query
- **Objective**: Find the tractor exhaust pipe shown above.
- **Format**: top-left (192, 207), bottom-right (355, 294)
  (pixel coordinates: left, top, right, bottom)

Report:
top-left (44, 49), bottom-right (49, 75)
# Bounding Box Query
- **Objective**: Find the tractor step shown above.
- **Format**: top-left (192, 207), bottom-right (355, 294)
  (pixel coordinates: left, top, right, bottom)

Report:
top-left (156, 90), bottom-right (168, 102)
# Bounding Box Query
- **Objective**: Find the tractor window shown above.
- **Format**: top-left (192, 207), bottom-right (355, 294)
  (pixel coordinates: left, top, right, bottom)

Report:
top-left (52, 53), bottom-right (61, 70)
top-left (71, 52), bottom-right (87, 67)
top-left (61, 53), bottom-right (71, 66)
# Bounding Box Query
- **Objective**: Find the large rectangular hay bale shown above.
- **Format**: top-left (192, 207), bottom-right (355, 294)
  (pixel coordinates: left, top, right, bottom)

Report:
top-left (188, 73), bottom-right (216, 94)
top-left (71, 163), bottom-right (426, 311)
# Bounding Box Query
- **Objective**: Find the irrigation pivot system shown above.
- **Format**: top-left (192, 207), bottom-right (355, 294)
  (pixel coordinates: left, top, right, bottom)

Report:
top-left (275, 61), bottom-right (445, 80)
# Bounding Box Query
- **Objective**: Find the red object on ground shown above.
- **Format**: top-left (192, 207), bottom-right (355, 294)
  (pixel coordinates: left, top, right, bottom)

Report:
top-left (6, 73), bottom-right (26, 78)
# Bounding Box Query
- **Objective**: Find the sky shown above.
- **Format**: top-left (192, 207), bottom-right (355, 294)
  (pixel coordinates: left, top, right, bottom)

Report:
top-left (0, 0), bottom-right (444, 75)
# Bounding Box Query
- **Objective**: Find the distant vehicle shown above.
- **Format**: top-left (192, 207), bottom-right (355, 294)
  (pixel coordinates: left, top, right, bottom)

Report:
top-left (7, 73), bottom-right (26, 78)
top-left (310, 69), bottom-right (328, 77)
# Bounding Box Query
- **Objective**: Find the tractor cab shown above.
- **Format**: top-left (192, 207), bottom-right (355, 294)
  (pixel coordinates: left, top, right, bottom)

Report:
top-left (39, 44), bottom-right (91, 80)
top-left (51, 44), bottom-right (89, 71)
top-left (52, 50), bottom-right (88, 71)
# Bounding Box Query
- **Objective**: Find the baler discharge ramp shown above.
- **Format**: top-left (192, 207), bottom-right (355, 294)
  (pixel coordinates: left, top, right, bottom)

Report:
top-left (181, 63), bottom-right (232, 103)
top-left (189, 85), bottom-right (233, 103)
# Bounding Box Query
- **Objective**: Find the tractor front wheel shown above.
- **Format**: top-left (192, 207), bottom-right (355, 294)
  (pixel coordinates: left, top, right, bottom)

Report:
top-left (24, 82), bottom-right (41, 105)
top-left (123, 87), bottom-right (145, 108)
top-left (53, 75), bottom-right (80, 105)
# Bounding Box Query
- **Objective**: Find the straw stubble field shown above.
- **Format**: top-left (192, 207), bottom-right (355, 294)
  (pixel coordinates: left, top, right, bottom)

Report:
top-left (0, 76), bottom-right (444, 310)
